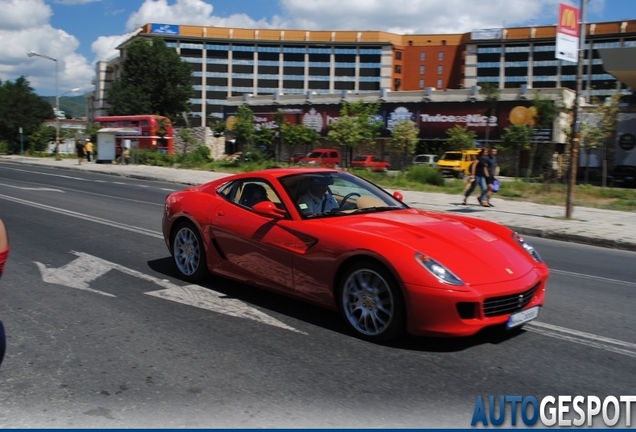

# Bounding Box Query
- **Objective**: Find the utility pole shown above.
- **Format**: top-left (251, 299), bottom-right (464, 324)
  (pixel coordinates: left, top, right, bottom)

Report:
top-left (565, 0), bottom-right (588, 219)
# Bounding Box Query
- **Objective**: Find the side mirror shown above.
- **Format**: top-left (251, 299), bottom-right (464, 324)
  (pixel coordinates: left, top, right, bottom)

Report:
top-left (252, 201), bottom-right (286, 219)
top-left (392, 191), bottom-right (403, 201)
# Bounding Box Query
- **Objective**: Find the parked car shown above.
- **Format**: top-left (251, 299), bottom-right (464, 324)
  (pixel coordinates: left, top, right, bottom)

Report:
top-left (298, 148), bottom-right (341, 168)
top-left (412, 154), bottom-right (439, 167)
top-left (436, 149), bottom-right (480, 178)
top-left (351, 155), bottom-right (390, 172)
top-left (607, 165), bottom-right (636, 188)
top-left (290, 153), bottom-right (307, 164)
top-left (162, 168), bottom-right (549, 342)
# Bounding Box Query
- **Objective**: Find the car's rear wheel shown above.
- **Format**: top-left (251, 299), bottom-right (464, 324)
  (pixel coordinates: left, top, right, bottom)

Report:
top-left (338, 261), bottom-right (405, 342)
top-left (172, 221), bottom-right (208, 283)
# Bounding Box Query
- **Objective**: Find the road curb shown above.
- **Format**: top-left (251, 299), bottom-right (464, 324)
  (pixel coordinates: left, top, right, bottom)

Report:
top-left (509, 226), bottom-right (636, 252)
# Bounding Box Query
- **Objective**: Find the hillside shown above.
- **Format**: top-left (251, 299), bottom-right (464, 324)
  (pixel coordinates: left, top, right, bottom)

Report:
top-left (40, 95), bottom-right (87, 119)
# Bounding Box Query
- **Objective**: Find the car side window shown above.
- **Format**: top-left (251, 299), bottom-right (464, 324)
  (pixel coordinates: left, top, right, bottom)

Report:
top-left (231, 180), bottom-right (284, 210)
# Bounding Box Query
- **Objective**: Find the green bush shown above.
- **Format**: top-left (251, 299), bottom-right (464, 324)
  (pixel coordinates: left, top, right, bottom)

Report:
top-left (405, 165), bottom-right (445, 186)
top-left (178, 145), bottom-right (211, 168)
top-left (0, 141), bottom-right (8, 154)
top-left (137, 149), bottom-right (175, 167)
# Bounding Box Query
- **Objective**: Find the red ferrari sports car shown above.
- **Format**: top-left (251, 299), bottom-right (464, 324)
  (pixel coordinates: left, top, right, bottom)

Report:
top-left (162, 168), bottom-right (548, 342)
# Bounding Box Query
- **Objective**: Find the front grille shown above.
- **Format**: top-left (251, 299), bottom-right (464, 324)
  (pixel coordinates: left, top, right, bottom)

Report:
top-left (483, 283), bottom-right (539, 317)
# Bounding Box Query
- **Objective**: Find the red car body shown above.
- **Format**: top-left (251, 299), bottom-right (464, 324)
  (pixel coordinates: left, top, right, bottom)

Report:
top-left (162, 168), bottom-right (548, 342)
top-left (298, 149), bottom-right (341, 168)
top-left (351, 155), bottom-right (390, 171)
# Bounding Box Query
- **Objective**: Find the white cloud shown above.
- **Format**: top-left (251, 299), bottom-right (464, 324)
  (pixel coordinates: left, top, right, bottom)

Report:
top-left (0, 0), bottom-right (93, 95)
top-left (124, 0), bottom-right (283, 32)
top-left (279, 0), bottom-right (565, 33)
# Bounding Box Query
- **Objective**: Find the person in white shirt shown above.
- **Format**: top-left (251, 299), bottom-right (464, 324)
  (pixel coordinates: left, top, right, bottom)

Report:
top-left (297, 176), bottom-right (339, 215)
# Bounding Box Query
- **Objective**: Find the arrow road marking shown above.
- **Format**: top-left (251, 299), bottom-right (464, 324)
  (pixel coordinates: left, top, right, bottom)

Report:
top-left (35, 253), bottom-right (116, 297)
top-left (35, 251), bottom-right (304, 333)
top-left (146, 284), bottom-right (306, 334)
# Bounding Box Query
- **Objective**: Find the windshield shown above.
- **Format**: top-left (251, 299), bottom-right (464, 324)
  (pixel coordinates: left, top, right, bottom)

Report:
top-left (440, 153), bottom-right (462, 161)
top-left (280, 171), bottom-right (408, 219)
top-left (306, 152), bottom-right (324, 158)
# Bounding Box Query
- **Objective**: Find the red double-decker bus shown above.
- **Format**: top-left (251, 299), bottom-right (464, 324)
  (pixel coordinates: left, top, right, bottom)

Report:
top-left (94, 115), bottom-right (174, 155)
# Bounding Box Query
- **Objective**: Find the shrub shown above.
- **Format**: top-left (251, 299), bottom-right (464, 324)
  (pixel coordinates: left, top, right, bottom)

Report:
top-left (178, 145), bottom-right (211, 168)
top-left (137, 149), bottom-right (175, 167)
top-left (405, 165), bottom-right (445, 186)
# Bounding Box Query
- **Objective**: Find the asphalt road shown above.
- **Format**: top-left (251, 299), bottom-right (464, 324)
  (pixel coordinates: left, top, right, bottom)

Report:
top-left (1, 162), bottom-right (635, 428)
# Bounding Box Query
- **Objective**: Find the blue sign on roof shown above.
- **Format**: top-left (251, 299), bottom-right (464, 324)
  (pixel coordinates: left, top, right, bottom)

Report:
top-left (150, 24), bottom-right (180, 35)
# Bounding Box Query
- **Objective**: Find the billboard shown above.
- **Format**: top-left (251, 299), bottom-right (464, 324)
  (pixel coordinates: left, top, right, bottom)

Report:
top-left (224, 101), bottom-right (554, 142)
top-left (555, 3), bottom-right (580, 62)
top-left (150, 23), bottom-right (180, 35)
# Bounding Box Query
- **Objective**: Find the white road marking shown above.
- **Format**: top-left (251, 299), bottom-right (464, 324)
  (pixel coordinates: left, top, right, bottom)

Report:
top-left (0, 182), bottom-right (64, 192)
top-left (35, 251), bottom-right (303, 333)
top-left (527, 321), bottom-right (636, 358)
top-left (0, 193), bottom-right (163, 239)
top-left (3, 166), bottom-right (87, 181)
top-left (160, 188), bottom-right (178, 191)
top-left (146, 284), bottom-right (306, 334)
top-left (5, 188), bottom-right (635, 345)
top-left (551, 269), bottom-right (636, 287)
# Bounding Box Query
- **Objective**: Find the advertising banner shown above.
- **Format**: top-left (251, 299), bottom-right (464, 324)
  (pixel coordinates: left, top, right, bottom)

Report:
top-left (555, 3), bottom-right (580, 62)
top-left (226, 100), bottom-right (554, 142)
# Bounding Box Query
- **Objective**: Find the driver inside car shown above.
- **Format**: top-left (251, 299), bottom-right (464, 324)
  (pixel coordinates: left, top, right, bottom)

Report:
top-left (297, 176), bottom-right (339, 215)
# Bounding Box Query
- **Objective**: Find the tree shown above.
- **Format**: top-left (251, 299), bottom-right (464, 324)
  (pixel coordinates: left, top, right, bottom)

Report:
top-left (327, 100), bottom-right (382, 167)
top-left (445, 125), bottom-right (476, 150)
top-left (596, 93), bottom-right (621, 188)
top-left (280, 122), bottom-right (319, 160)
top-left (579, 116), bottom-right (605, 184)
top-left (232, 104), bottom-right (256, 156)
top-left (27, 124), bottom-right (56, 153)
top-left (0, 77), bottom-right (54, 154)
top-left (502, 124), bottom-right (534, 178)
top-left (526, 92), bottom-right (558, 178)
top-left (107, 37), bottom-right (194, 123)
top-left (273, 109), bottom-right (285, 162)
top-left (479, 82), bottom-right (500, 146)
top-left (387, 119), bottom-right (419, 170)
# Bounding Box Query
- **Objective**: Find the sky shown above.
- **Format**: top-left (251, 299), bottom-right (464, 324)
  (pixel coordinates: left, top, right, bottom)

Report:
top-left (0, 0), bottom-right (633, 97)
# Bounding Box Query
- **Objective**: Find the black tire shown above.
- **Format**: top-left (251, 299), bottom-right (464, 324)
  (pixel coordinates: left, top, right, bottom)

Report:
top-left (337, 261), bottom-right (406, 342)
top-left (171, 221), bottom-right (208, 283)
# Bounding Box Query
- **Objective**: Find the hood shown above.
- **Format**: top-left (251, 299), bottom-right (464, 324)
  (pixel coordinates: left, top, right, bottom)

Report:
top-left (322, 209), bottom-right (535, 285)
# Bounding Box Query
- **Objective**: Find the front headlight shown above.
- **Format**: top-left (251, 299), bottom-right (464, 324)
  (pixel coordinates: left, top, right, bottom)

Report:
top-left (415, 252), bottom-right (464, 286)
top-left (512, 232), bottom-right (543, 263)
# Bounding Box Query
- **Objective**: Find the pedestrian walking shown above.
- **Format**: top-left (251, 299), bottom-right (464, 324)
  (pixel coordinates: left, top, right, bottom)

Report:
top-left (486, 147), bottom-right (498, 206)
top-left (84, 138), bottom-right (94, 163)
top-left (75, 139), bottom-right (85, 165)
top-left (462, 147), bottom-right (491, 207)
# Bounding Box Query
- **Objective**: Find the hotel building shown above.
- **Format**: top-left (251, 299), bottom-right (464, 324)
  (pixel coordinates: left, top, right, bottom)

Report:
top-left (87, 20), bottom-right (636, 127)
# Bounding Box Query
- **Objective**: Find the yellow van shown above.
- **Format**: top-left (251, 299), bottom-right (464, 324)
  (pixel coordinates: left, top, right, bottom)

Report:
top-left (436, 149), bottom-right (481, 178)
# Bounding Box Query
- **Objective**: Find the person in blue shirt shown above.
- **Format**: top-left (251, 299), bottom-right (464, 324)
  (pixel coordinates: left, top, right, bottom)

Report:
top-left (297, 176), bottom-right (339, 215)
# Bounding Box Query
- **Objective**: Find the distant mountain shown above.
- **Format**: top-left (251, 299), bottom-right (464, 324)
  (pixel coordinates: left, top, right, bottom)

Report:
top-left (40, 95), bottom-right (87, 119)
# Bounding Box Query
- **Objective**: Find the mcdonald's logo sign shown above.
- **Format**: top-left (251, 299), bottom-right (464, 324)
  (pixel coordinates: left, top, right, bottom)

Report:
top-left (558, 3), bottom-right (579, 37)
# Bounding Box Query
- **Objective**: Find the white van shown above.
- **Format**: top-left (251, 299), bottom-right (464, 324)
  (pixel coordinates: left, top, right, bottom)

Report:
top-left (412, 154), bottom-right (439, 167)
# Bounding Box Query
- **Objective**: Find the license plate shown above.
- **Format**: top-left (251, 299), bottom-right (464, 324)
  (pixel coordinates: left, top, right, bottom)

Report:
top-left (506, 306), bottom-right (540, 329)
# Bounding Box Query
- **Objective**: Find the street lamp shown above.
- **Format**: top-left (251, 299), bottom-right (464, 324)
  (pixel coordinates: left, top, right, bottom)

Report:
top-left (61, 88), bottom-right (80, 98)
top-left (27, 51), bottom-right (60, 158)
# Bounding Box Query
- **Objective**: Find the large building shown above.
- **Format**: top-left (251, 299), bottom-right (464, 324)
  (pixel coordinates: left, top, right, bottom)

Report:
top-left (87, 20), bottom-right (636, 127)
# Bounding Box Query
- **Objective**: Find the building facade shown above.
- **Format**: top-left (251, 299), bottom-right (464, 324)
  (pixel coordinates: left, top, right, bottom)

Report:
top-left (87, 20), bottom-right (636, 127)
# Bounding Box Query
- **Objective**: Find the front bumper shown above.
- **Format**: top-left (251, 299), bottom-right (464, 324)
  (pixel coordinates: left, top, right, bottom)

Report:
top-left (403, 270), bottom-right (547, 337)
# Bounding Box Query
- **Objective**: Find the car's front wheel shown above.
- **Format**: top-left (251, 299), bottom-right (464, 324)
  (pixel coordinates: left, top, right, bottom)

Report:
top-left (338, 261), bottom-right (405, 342)
top-left (172, 221), bottom-right (208, 283)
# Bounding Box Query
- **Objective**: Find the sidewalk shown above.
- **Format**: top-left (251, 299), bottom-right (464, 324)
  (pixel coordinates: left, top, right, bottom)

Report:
top-left (2, 155), bottom-right (635, 252)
